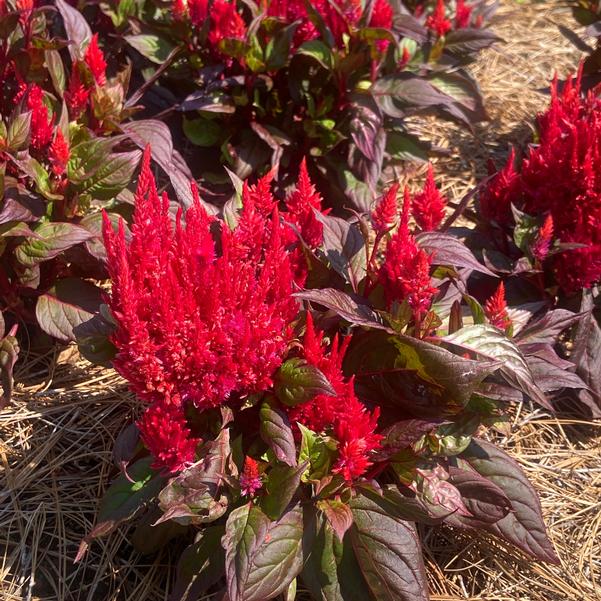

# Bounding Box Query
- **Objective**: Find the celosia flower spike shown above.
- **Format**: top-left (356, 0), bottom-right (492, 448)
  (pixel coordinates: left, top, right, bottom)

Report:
top-left (65, 64), bottom-right (90, 119)
top-left (426, 0), bottom-right (451, 38)
top-left (287, 313), bottom-right (382, 482)
top-left (27, 85), bottom-right (53, 150)
top-left (371, 183), bottom-right (399, 234)
top-left (48, 129), bottom-right (70, 176)
top-left (455, 0), bottom-right (472, 29)
top-left (531, 214), bottom-right (554, 262)
top-left (103, 147), bottom-right (297, 472)
top-left (413, 163), bottom-right (447, 231)
top-left (484, 281), bottom-right (511, 332)
top-left (84, 34), bottom-right (107, 86)
top-left (284, 158), bottom-right (324, 248)
top-left (479, 147), bottom-right (519, 225)
top-left (240, 457), bottom-right (263, 497)
top-left (208, 0), bottom-right (246, 48)
top-left (188, 0), bottom-right (208, 27)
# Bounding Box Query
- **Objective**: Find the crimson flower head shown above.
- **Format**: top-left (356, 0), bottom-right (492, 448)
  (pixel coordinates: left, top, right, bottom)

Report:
top-left (479, 147), bottom-right (520, 225)
top-left (371, 183), bottom-right (399, 235)
top-left (286, 313), bottom-right (382, 482)
top-left (413, 163), bottom-right (447, 231)
top-left (284, 158), bottom-right (324, 249)
top-left (484, 281), bottom-right (511, 332)
top-left (188, 0), bottom-right (208, 26)
top-left (103, 147), bottom-right (297, 471)
top-left (208, 0), bottom-right (246, 48)
top-left (426, 0), bottom-right (452, 38)
top-left (531, 214), bottom-right (554, 262)
top-left (240, 457), bottom-right (263, 497)
top-left (455, 0), bottom-right (472, 29)
top-left (65, 64), bottom-right (90, 119)
top-left (48, 129), bottom-right (70, 176)
top-left (26, 85), bottom-right (53, 150)
top-left (378, 187), bottom-right (438, 318)
top-left (84, 34), bottom-right (107, 86)
top-left (368, 0), bottom-right (394, 53)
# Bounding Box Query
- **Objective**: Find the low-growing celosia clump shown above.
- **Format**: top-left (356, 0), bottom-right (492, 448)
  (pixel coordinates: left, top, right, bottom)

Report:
top-left (479, 68), bottom-right (601, 294)
top-left (77, 153), bottom-right (580, 601)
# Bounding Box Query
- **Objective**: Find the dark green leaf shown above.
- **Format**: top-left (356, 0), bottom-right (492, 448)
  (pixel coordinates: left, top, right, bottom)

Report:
top-left (275, 357), bottom-right (335, 407)
top-left (125, 34), bottom-right (176, 64)
top-left (260, 398), bottom-right (297, 467)
top-left (183, 116), bottom-right (222, 147)
top-left (223, 504), bottom-right (306, 601)
top-left (261, 463), bottom-right (306, 520)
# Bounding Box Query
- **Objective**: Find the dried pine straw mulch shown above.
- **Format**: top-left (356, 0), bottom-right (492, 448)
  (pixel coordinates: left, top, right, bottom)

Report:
top-left (1, 1), bottom-right (600, 600)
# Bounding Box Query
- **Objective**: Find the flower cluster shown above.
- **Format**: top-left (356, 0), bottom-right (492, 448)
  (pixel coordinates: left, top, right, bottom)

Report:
top-left (287, 314), bottom-right (382, 482)
top-left (376, 182), bottom-right (439, 321)
top-left (479, 68), bottom-right (601, 293)
top-left (103, 149), bottom-right (298, 471)
top-left (417, 0), bottom-right (483, 37)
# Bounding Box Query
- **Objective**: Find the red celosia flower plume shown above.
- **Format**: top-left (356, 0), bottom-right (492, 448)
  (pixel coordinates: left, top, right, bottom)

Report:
top-left (455, 0), bottom-right (472, 29)
top-left (484, 281), bottom-right (511, 332)
top-left (188, 0), bottom-right (208, 26)
top-left (287, 313), bottom-right (382, 481)
top-left (48, 129), bottom-right (70, 176)
top-left (65, 64), bottom-right (90, 119)
top-left (371, 182), bottom-right (399, 234)
top-left (368, 0), bottom-right (394, 53)
top-left (84, 34), bottom-right (107, 86)
top-left (284, 158), bottom-right (324, 249)
top-left (531, 214), bottom-right (554, 262)
top-left (103, 147), bottom-right (297, 471)
top-left (378, 187), bottom-right (438, 318)
top-left (481, 67), bottom-right (601, 293)
top-left (208, 0), bottom-right (246, 48)
top-left (413, 163), bottom-right (447, 231)
top-left (240, 456), bottom-right (263, 497)
top-left (26, 85), bottom-right (53, 150)
top-left (426, 0), bottom-right (451, 37)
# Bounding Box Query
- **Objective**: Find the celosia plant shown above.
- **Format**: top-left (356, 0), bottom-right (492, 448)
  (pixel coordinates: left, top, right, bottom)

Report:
top-left (92, 0), bottom-right (499, 209)
top-left (0, 0), bottom-right (194, 364)
top-left (469, 66), bottom-right (601, 417)
top-left (79, 153), bottom-right (573, 601)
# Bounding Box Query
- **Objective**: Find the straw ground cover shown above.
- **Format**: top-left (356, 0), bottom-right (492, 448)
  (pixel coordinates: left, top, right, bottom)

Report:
top-left (1, 1), bottom-right (600, 600)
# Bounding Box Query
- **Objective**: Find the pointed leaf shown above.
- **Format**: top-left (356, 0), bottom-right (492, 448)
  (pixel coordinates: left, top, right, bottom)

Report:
top-left (260, 399), bottom-right (297, 467)
top-left (274, 357), bottom-right (335, 407)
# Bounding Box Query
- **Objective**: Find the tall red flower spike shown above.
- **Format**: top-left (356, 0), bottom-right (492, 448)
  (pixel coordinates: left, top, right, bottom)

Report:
top-left (378, 187), bottom-right (438, 319)
top-left (426, 0), bottom-right (452, 38)
top-left (484, 281), bottom-right (511, 332)
top-left (371, 182), bottom-right (399, 235)
top-left (26, 85), bottom-right (53, 150)
top-left (84, 34), bottom-right (107, 86)
top-left (413, 163), bottom-right (447, 231)
top-left (479, 147), bottom-right (520, 225)
top-left (368, 0), bottom-right (394, 52)
top-left (65, 64), bottom-right (90, 119)
top-left (284, 158), bottom-right (324, 249)
top-left (240, 456), bottom-right (263, 497)
top-left (455, 0), bottom-right (472, 29)
top-left (208, 0), bottom-right (246, 47)
top-left (188, 0), bottom-right (208, 26)
top-left (287, 313), bottom-right (382, 482)
top-left (48, 129), bottom-right (70, 176)
top-left (531, 214), bottom-right (554, 262)
top-left (103, 147), bottom-right (297, 471)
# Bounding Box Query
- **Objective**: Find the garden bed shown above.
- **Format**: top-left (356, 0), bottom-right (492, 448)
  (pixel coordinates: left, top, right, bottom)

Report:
top-left (1, 1), bottom-right (600, 600)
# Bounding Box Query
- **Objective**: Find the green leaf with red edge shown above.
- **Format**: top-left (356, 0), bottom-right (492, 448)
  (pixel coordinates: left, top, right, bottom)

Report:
top-left (259, 398), bottom-right (297, 467)
top-left (458, 439), bottom-right (559, 564)
top-left (171, 525), bottom-right (226, 601)
top-left (223, 503), bottom-right (307, 601)
top-left (35, 278), bottom-right (103, 342)
top-left (317, 499), bottom-right (353, 542)
top-left (15, 222), bottom-right (93, 267)
top-left (274, 357), bottom-right (335, 407)
top-left (261, 463), bottom-right (307, 521)
top-left (348, 493), bottom-right (429, 601)
top-left (75, 457), bottom-right (166, 562)
top-left (444, 324), bottom-right (552, 410)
